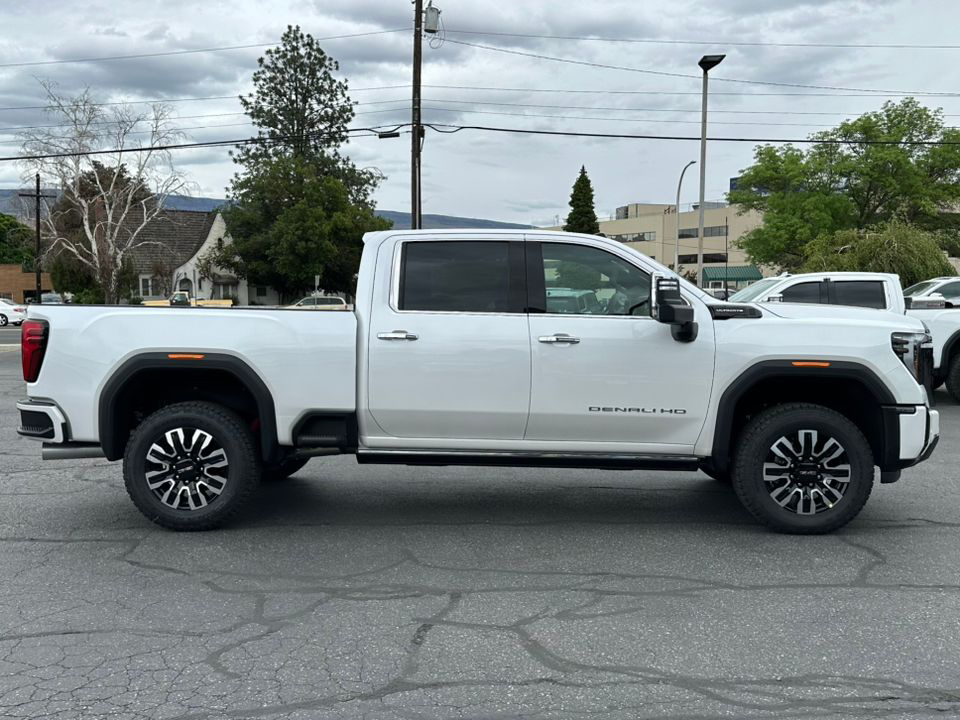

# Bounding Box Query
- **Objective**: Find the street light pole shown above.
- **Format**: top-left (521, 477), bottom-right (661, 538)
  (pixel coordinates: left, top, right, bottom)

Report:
top-left (411, 0), bottom-right (424, 229)
top-left (696, 54), bottom-right (725, 287)
top-left (674, 160), bottom-right (696, 272)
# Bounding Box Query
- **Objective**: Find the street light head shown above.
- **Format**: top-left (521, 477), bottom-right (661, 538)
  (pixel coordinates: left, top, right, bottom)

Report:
top-left (698, 54), bottom-right (726, 72)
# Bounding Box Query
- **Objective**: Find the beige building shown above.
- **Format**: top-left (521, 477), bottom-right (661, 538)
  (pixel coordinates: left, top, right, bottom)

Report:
top-left (549, 202), bottom-right (765, 289)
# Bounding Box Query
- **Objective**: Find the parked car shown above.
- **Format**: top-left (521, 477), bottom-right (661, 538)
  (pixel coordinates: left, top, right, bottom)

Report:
top-left (0, 298), bottom-right (26, 326)
top-left (143, 292), bottom-right (233, 308)
top-left (545, 288), bottom-right (603, 314)
top-left (903, 277), bottom-right (960, 307)
top-left (727, 270), bottom-right (960, 401)
top-left (16, 230), bottom-right (937, 534)
top-left (728, 272), bottom-right (902, 312)
top-left (287, 295), bottom-right (349, 310)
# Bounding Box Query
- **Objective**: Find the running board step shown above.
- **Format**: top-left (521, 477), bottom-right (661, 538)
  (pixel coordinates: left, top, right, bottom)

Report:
top-left (356, 451), bottom-right (699, 471)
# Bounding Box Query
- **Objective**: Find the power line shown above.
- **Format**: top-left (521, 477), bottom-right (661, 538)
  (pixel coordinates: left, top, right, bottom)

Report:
top-left (442, 38), bottom-right (960, 97)
top-left (424, 84), bottom-right (960, 99)
top-left (0, 30), bottom-right (408, 69)
top-left (419, 97), bottom-right (960, 118)
top-left (0, 85), bottom-right (411, 113)
top-left (424, 122), bottom-right (960, 145)
top-left (0, 100), bottom-right (413, 134)
top-left (419, 106), bottom-right (841, 128)
top-left (0, 126), bottom-right (385, 162)
top-left (444, 29), bottom-right (960, 51)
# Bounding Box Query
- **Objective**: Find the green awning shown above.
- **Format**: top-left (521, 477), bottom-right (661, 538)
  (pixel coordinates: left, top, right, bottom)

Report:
top-left (701, 265), bottom-right (762, 282)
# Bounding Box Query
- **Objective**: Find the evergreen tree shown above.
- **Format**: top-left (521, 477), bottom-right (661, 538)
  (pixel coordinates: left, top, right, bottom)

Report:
top-left (231, 25), bottom-right (381, 208)
top-left (216, 26), bottom-right (390, 298)
top-left (563, 166), bottom-right (600, 235)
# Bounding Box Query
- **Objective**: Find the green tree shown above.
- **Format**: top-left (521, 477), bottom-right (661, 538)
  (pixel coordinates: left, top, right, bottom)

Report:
top-left (209, 157), bottom-right (390, 301)
top-left (217, 26), bottom-right (388, 298)
top-left (563, 166), bottom-right (600, 235)
top-left (731, 99), bottom-right (960, 271)
top-left (232, 25), bottom-right (380, 207)
top-left (0, 214), bottom-right (33, 265)
top-left (802, 218), bottom-right (954, 287)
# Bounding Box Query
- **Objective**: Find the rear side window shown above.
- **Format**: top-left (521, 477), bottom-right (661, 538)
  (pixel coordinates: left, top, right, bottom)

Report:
top-left (399, 241), bottom-right (522, 313)
top-left (781, 281), bottom-right (823, 304)
top-left (830, 281), bottom-right (886, 309)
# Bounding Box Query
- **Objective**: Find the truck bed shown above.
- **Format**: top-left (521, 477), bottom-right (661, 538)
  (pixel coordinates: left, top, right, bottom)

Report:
top-left (24, 305), bottom-right (358, 446)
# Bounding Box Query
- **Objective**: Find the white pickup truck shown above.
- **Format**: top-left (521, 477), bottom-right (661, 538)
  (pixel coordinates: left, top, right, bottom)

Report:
top-left (730, 271), bottom-right (960, 399)
top-left (16, 230), bottom-right (939, 534)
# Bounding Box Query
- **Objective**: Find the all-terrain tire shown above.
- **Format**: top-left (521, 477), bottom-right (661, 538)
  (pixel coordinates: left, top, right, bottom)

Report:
top-left (731, 403), bottom-right (874, 534)
top-left (123, 401), bottom-right (260, 530)
top-left (261, 456), bottom-right (310, 482)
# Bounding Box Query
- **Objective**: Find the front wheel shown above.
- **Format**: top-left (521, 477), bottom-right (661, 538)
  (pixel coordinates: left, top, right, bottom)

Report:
top-left (123, 401), bottom-right (261, 530)
top-left (731, 403), bottom-right (874, 534)
top-left (0, 314), bottom-right (7, 327)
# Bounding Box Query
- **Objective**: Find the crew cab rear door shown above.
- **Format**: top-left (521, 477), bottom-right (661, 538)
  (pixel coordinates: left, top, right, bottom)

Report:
top-left (523, 238), bottom-right (715, 448)
top-left (366, 235), bottom-right (531, 440)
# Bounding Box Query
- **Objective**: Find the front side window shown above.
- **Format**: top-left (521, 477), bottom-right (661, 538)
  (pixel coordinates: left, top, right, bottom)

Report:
top-left (934, 281), bottom-right (960, 303)
top-left (781, 281), bottom-right (824, 304)
top-left (830, 281), bottom-right (886, 309)
top-left (399, 241), bottom-right (521, 313)
top-left (541, 243), bottom-right (651, 316)
top-left (903, 280), bottom-right (938, 297)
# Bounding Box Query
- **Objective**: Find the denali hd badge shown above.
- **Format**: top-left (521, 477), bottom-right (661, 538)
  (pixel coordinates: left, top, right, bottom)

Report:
top-left (589, 406), bottom-right (687, 414)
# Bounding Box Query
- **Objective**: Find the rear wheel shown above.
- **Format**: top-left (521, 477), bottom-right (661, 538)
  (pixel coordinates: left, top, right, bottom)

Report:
top-left (123, 401), bottom-right (260, 530)
top-left (731, 403), bottom-right (874, 534)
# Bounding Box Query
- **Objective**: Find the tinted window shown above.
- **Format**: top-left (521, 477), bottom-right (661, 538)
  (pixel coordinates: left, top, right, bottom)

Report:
top-left (935, 281), bottom-right (960, 303)
top-left (831, 281), bottom-right (886, 309)
top-left (541, 243), bottom-right (651, 316)
top-left (903, 280), bottom-right (937, 297)
top-left (729, 277), bottom-right (781, 303)
top-left (400, 241), bottom-right (518, 313)
top-left (781, 282), bottom-right (823, 304)
top-left (316, 297), bottom-right (343, 306)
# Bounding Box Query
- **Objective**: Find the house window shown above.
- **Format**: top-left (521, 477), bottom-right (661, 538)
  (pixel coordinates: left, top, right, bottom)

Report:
top-left (212, 282), bottom-right (238, 300)
top-left (256, 286), bottom-right (267, 297)
top-left (138, 274), bottom-right (153, 297)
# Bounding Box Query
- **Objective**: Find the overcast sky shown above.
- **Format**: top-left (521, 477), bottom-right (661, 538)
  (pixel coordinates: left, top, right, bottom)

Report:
top-left (1, 0), bottom-right (959, 225)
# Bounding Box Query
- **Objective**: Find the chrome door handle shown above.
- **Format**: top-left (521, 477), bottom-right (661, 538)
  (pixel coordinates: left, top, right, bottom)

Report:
top-left (538, 333), bottom-right (580, 344)
top-left (377, 330), bottom-right (419, 341)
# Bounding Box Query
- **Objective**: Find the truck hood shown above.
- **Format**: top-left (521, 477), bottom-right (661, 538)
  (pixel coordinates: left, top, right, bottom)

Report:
top-left (752, 301), bottom-right (926, 332)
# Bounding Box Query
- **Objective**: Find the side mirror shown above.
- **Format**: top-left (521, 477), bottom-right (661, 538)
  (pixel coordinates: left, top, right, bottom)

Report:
top-left (651, 274), bottom-right (697, 342)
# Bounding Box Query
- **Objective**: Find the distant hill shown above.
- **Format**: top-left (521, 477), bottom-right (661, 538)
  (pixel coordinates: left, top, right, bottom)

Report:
top-left (1, 190), bottom-right (532, 230)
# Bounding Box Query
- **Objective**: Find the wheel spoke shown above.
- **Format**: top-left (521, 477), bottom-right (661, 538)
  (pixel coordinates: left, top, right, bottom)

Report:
top-left (763, 428), bottom-right (851, 516)
top-left (143, 425), bottom-right (229, 512)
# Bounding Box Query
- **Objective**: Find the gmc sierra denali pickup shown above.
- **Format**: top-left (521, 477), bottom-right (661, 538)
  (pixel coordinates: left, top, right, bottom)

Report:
top-left (16, 230), bottom-right (939, 534)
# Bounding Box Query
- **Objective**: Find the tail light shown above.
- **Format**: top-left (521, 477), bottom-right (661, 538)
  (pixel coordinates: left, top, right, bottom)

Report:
top-left (21, 320), bottom-right (48, 382)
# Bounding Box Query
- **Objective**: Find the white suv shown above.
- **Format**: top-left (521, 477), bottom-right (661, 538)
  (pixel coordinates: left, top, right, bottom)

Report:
top-left (0, 298), bottom-right (26, 326)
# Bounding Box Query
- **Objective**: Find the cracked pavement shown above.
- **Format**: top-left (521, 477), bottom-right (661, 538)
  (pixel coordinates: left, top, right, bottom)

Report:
top-left (1, 350), bottom-right (960, 719)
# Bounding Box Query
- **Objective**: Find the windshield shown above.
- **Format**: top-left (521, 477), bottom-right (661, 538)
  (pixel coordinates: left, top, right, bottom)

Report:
top-left (903, 280), bottom-right (939, 297)
top-left (728, 277), bottom-right (782, 303)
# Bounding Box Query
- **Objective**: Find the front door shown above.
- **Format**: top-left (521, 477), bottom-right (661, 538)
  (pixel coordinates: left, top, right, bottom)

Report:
top-left (525, 240), bottom-right (715, 450)
top-left (366, 237), bottom-right (531, 441)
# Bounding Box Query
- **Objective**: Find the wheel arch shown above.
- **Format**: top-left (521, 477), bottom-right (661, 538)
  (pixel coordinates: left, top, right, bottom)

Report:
top-left (710, 360), bottom-right (896, 475)
top-left (98, 352), bottom-right (279, 462)
top-left (938, 328), bottom-right (960, 378)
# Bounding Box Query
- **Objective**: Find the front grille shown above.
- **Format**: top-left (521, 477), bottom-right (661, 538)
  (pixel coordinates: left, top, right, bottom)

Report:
top-left (918, 343), bottom-right (935, 406)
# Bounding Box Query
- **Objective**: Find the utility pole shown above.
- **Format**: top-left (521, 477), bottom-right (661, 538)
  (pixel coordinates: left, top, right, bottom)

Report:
top-left (411, 0), bottom-right (424, 230)
top-left (18, 174), bottom-right (55, 304)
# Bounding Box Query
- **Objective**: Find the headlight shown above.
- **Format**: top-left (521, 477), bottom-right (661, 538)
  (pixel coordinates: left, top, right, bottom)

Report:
top-left (892, 331), bottom-right (933, 387)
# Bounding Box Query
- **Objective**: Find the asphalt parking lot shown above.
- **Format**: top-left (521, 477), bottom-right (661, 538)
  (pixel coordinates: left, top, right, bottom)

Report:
top-left (2, 347), bottom-right (960, 719)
